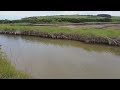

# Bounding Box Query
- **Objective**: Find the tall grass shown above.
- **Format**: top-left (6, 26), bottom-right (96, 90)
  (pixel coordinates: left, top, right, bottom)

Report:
top-left (0, 50), bottom-right (29, 79)
top-left (0, 24), bottom-right (120, 38)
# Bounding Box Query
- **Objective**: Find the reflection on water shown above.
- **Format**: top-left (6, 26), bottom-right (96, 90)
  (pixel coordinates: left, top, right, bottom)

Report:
top-left (0, 35), bottom-right (120, 79)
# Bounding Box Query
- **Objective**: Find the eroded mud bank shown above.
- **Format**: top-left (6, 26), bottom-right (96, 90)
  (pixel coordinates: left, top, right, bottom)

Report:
top-left (0, 30), bottom-right (120, 46)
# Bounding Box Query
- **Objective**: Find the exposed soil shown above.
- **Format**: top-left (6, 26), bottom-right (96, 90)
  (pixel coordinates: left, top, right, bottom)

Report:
top-left (31, 23), bottom-right (120, 30)
top-left (0, 30), bottom-right (120, 46)
top-left (61, 24), bottom-right (120, 30)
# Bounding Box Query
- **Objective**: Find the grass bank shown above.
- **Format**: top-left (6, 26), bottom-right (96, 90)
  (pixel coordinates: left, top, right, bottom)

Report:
top-left (0, 24), bottom-right (120, 46)
top-left (0, 49), bottom-right (29, 79)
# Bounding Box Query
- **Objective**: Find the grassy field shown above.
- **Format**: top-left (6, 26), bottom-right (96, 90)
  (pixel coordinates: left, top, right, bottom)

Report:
top-left (112, 16), bottom-right (120, 22)
top-left (0, 24), bottom-right (120, 38)
top-left (0, 49), bottom-right (29, 79)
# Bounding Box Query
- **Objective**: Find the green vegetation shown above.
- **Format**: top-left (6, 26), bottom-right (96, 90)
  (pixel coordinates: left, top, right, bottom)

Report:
top-left (111, 16), bottom-right (120, 22)
top-left (0, 15), bottom-right (120, 46)
top-left (0, 50), bottom-right (29, 79)
top-left (0, 24), bottom-right (120, 38)
top-left (0, 15), bottom-right (118, 24)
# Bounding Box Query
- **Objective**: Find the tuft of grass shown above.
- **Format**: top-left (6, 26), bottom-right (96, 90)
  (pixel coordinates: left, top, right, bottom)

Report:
top-left (0, 50), bottom-right (30, 79)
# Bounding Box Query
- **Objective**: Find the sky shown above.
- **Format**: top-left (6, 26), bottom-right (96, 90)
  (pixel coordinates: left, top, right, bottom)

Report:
top-left (0, 11), bottom-right (120, 20)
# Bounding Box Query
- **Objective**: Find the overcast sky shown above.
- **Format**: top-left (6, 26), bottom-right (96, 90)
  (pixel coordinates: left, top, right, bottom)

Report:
top-left (0, 11), bottom-right (120, 20)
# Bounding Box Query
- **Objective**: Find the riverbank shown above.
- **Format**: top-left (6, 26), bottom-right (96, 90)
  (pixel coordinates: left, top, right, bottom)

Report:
top-left (0, 24), bottom-right (120, 46)
top-left (1, 34), bottom-right (120, 79)
top-left (0, 49), bottom-right (29, 79)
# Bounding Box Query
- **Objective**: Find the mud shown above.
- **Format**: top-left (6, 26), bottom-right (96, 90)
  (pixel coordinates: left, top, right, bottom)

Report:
top-left (0, 30), bottom-right (120, 46)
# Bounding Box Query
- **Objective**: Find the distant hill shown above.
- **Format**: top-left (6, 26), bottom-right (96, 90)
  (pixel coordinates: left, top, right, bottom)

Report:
top-left (0, 15), bottom-right (120, 24)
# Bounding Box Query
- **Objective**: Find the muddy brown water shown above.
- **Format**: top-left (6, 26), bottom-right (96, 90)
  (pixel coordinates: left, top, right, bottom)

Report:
top-left (0, 35), bottom-right (120, 79)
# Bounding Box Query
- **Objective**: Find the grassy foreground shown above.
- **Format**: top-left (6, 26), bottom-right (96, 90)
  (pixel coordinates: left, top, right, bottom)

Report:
top-left (0, 49), bottom-right (29, 79)
top-left (0, 24), bottom-right (120, 46)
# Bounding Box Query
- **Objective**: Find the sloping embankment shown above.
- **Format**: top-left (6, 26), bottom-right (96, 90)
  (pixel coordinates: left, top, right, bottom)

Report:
top-left (0, 30), bottom-right (120, 46)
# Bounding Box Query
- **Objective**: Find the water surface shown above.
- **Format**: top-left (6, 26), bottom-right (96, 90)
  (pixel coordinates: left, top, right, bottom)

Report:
top-left (0, 35), bottom-right (120, 79)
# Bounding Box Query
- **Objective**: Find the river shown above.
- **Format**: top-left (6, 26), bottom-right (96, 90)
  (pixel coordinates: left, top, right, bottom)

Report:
top-left (0, 35), bottom-right (120, 79)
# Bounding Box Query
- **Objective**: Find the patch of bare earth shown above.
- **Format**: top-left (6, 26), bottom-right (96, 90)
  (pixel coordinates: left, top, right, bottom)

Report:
top-left (61, 24), bottom-right (120, 30)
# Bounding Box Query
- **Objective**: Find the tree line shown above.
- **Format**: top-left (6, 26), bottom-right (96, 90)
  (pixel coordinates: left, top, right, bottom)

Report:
top-left (0, 14), bottom-right (113, 24)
